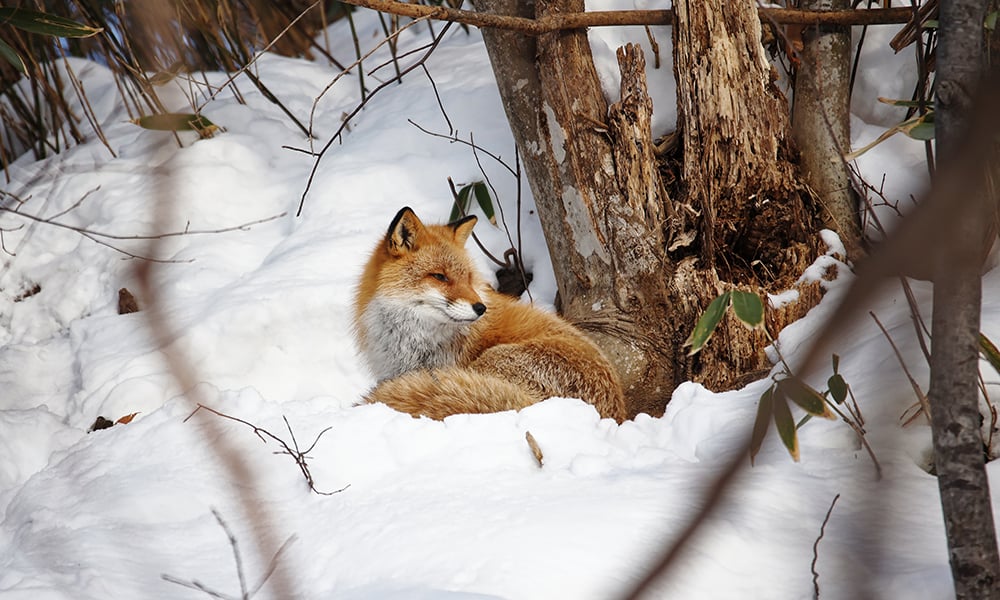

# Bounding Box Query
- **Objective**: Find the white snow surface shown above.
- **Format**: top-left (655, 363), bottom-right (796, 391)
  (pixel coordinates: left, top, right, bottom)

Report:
top-left (0, 10), bottom-right (991, 600)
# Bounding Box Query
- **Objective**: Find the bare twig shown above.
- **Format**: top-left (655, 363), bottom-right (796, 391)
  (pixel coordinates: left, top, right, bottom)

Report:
top-left (160, 574), bottom-right (234, 600)
top-left (185, 404), bottom-right (349, 496)
top-left (812, 493), bottom-right (841, 599)
top-left (75, 231), bottom-right (192, 263)
top-left (643, 25), bottom-right (661, 69)
top-left (46, 186), bottom-right (102, 221)
top-left (0, 199), bottom-right (285, 262)
top-left (870, 311), bottom-right (931, 424)
top-left (408, 119), bottom-right (518, 177)
top-left (898, 278), bottom-right (933, 364)
top-left (0, 203), bottom-right (285, 241)
top-left (421, 64), bottom-right (453, 135)
top-left (215, 508), bottom-right (249, 598)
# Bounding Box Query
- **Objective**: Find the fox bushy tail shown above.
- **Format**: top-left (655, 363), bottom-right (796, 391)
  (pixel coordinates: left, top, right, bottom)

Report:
top-left (364, 368), bottom-right (542, 420)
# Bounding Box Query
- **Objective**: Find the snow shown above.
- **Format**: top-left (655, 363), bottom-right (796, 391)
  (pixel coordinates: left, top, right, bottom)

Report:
top-left (0, 8), bottom-right (990, 600)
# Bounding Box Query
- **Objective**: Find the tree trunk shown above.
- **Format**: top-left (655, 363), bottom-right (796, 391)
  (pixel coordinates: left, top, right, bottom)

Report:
top-left (475, 0), bottom-right (825, 416)
top-left (792, 0), bottom-right (863, 261)
top-left (475, 0), bottom-right (675, 417)
top-left (669, 0), bottom-right (823, 389)
top-left (929, 0), bottom-right (1000, 595)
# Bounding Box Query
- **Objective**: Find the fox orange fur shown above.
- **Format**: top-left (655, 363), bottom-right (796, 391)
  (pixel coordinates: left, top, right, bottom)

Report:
top-left (353, 207), bottom-right (626, 422)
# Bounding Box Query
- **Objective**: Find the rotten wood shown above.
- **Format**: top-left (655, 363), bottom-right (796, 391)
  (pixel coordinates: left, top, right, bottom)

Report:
top-left (669, 0), bottom-right (824, 390)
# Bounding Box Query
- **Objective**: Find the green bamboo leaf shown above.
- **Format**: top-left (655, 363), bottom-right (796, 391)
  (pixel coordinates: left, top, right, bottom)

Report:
top-left (987, 11), bottom-right (998, 31)
top-left (905, 121), bottom-right (935, 141)
top-left (772, 388), bottom-right (799, 462)
top-left (750, 385), bottom-right (775, 465)
top-left (684, 291), bottom-right (731, 356)
top-left (472, 181), bottom-right (497, 226)
top-left (979, 333), bottom-right (1000, 376)
top-left (731, 290), bottom-right (764, 329)
top-left (0, 8), bottom-right (102, 38)
top-left (898, 111), bottom-right (934, 141)
top-left (132, 113), bottom-right (218, 136)
top-left (876, 97), bottom-right (929, 108)
top-left (827, 373), bottom-right (848, 405)
top-left (0, 38), bottom-right (26, 74)
top-left (449, 183), bottom-right (473, 223)
top-left (778, 377), bottom-right (835, 419)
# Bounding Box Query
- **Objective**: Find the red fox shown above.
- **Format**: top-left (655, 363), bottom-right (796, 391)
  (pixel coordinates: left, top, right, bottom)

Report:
top-left (353, 207), bottom-right (626, 422)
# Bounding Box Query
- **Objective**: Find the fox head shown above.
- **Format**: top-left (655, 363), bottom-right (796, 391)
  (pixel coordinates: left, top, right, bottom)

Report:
top-left (360, 207), bottom-right (487, 324)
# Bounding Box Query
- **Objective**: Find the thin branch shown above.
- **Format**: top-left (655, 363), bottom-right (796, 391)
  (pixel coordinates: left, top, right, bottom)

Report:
top-left (160, 574), bottom-right (235, 600)
top-left (335, 0), bottom-right (915, 34)
top-left (408, 120), bottom-right (517, 177)
top-left (0, 205), bottom-right (283, 263)
top-left (898, 277), bottom-right (933, 364)
top-left (212, 508), bottom-right (249, 599)
top-left (248, 534), bottom-right (298, 598)
top-left (0, 205), bottom-right (285, 241)
top-left (47, 185), bottom-right (101, 221)
top-left (297, 22), bottom-right (454, 217)
top-left (812, 493), bottom-right (841, 599)
top-left (76, 231), bottom-right (193, 263)
top-left (421, 64), bottom-right (453, 135)
top-left (512, 150), bottom-right (532, 303)
top-left (870, 311), bottom-right (931, 424)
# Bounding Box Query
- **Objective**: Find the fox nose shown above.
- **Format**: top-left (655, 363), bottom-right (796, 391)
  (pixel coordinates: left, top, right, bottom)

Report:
top-left (472, 302), bottom-right (487, 316)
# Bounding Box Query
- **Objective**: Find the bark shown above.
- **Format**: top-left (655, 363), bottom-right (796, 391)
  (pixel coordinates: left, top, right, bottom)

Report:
top-left (792, 0), bottom-right (863, 261)
top-left (930, 0), bottom-right (1000, 596)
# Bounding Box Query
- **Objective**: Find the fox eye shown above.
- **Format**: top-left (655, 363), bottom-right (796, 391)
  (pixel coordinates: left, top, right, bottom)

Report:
top-left (429, 273), bottom-right (449, 282)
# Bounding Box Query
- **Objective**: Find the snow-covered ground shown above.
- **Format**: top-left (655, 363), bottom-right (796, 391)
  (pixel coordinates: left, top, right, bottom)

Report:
top-left (0, 6), bottom-right (987, 599)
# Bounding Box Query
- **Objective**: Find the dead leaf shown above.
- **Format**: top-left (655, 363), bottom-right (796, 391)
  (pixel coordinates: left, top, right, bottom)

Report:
top-left (118, 287), bottom-right (139, 314)
top-left (116, 412), bottom-right (139, 425)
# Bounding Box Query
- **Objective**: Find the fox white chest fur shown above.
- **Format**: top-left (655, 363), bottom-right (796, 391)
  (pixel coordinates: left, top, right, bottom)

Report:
top-left (359, 295), bottom-right (471, 382)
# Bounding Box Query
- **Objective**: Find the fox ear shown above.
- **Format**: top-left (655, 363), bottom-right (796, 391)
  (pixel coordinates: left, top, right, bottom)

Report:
top-left (387, 207), bottom-right (425, 257)
top-left (450, 214), bottom-right (477, 245)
